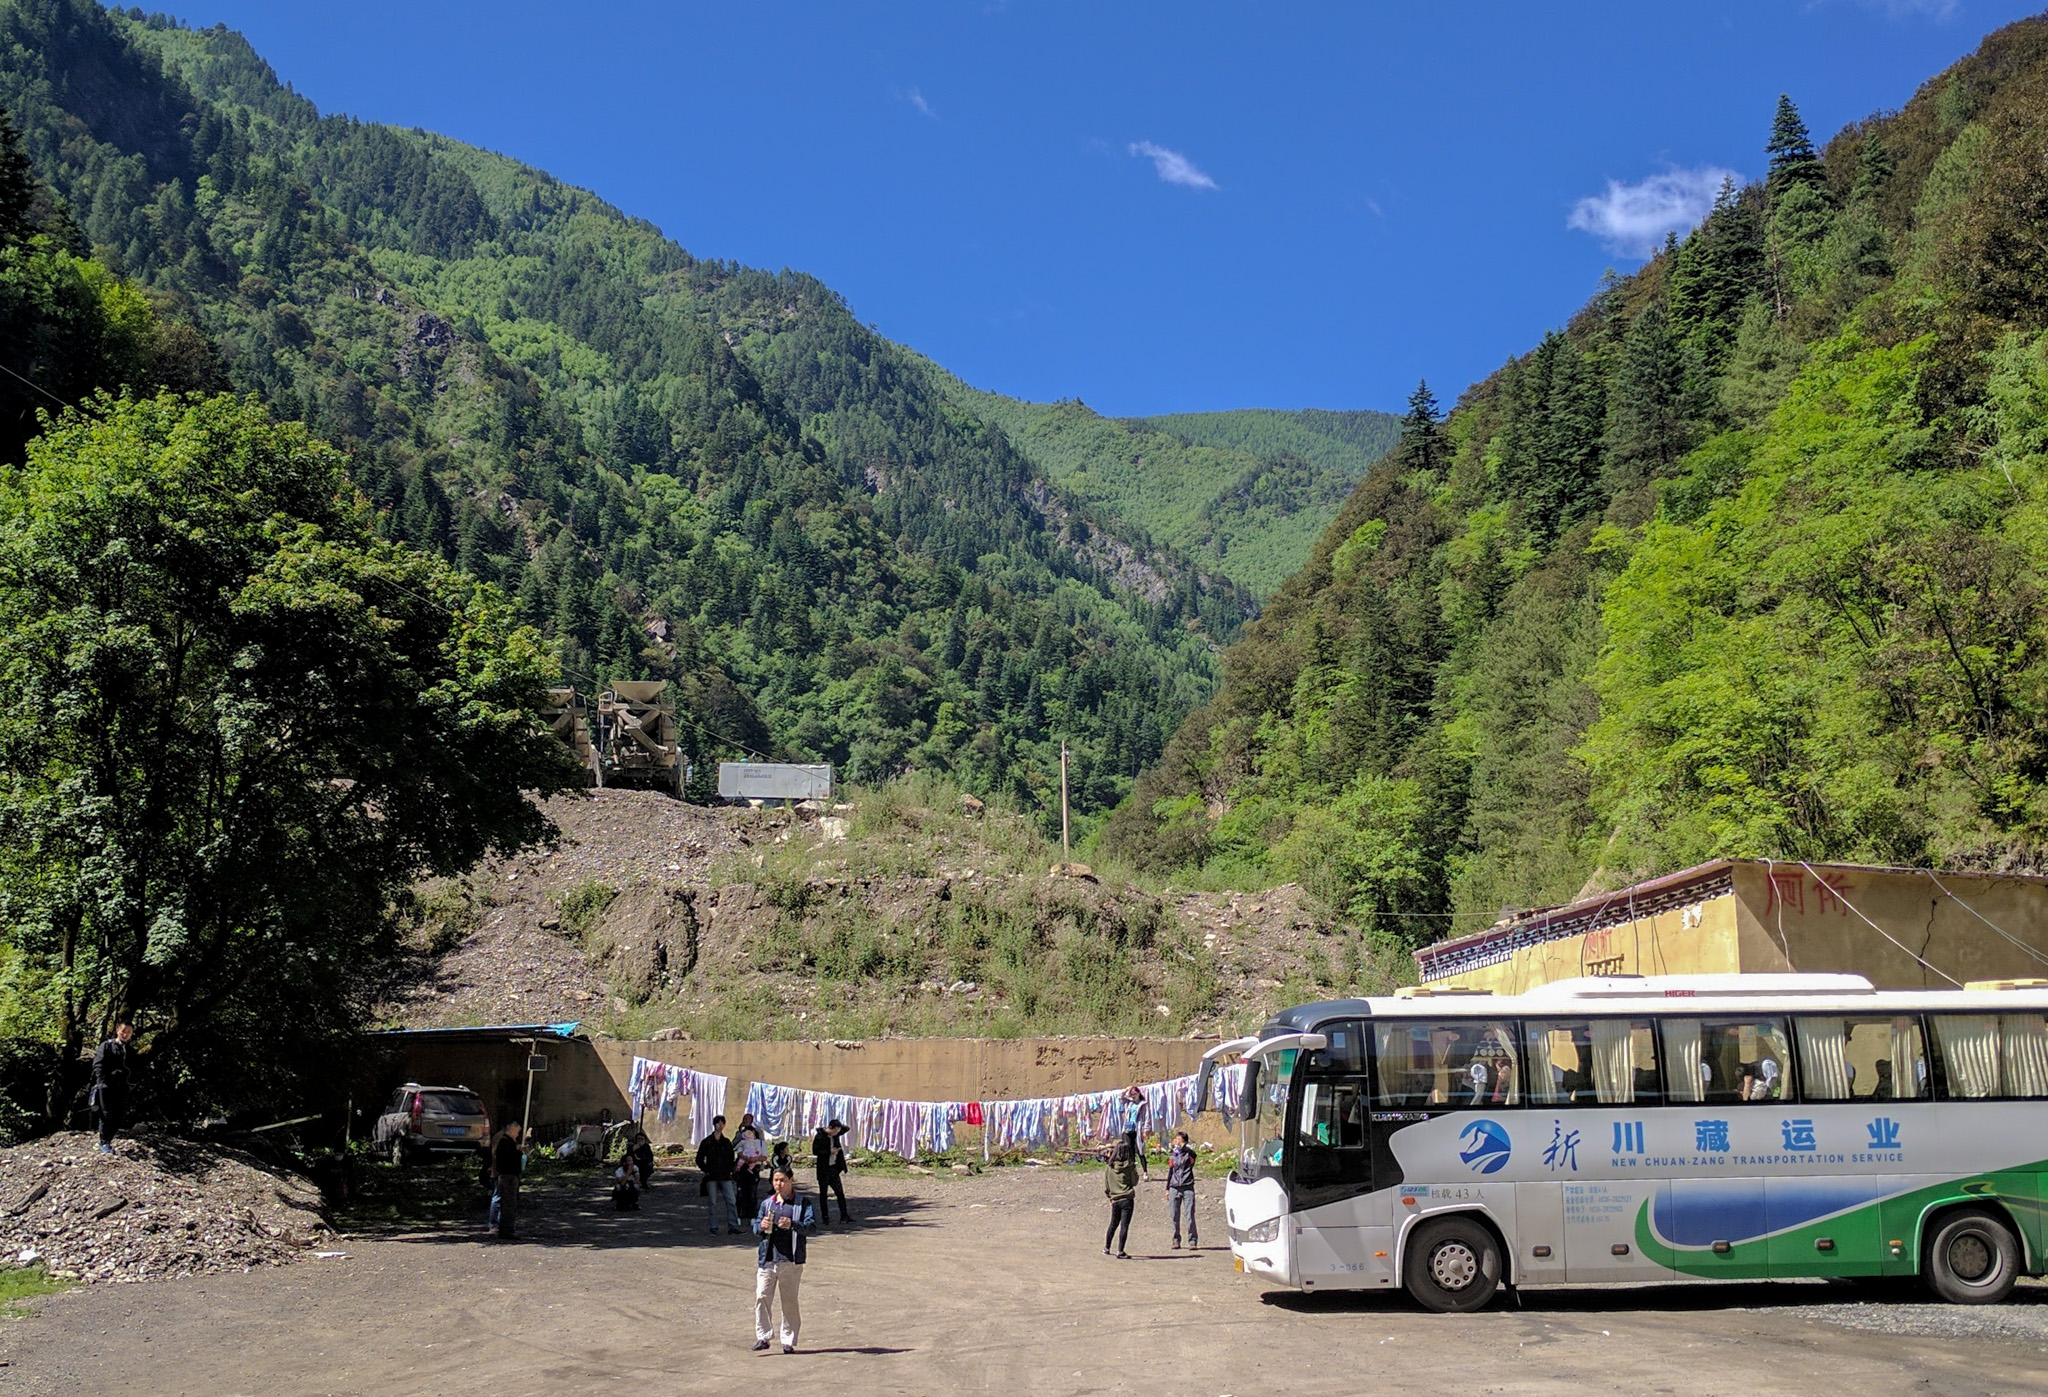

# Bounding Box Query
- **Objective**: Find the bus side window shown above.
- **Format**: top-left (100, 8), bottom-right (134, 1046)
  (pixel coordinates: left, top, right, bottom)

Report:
top-left (1525, 1019), bottom-right (1659, 1105)
top-left (1930, 1012), bottom-right (2048, 1099)
top-left (1661, 1017), bottom-right (1792, 1104)
top-left (1795, 1016), bottom-right (1927, 1100)
top-left (1373, 1020), bottom-right (1518, 1109)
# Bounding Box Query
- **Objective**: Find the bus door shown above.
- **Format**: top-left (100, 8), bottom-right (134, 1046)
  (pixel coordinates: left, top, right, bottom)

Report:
top-left (1287, 1021), bottom-right (1387, 1288)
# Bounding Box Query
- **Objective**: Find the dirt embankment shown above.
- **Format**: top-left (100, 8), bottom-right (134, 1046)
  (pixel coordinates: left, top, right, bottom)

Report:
top-left (379, 790), bottom-right (1385, 1038)
top-left (0, 1132), bottom-right (334, 1284)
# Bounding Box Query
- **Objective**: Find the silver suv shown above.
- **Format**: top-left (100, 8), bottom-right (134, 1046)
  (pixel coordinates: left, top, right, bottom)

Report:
top-left (372, 1083), bottom-right (489, 1164)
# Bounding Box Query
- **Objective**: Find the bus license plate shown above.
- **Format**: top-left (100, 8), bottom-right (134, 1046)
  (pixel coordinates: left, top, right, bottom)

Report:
top-left (1234, 1257), bottom-right (1244, 1273)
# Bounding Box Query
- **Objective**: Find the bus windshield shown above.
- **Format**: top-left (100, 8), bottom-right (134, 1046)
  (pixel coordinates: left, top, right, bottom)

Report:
top-left (1236, 1050), bottom-right (1294, 1177)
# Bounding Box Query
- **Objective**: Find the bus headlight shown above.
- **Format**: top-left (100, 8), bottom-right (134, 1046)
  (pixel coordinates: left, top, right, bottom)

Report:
top-left (1239, 1217), bottom-right (1282, 1244)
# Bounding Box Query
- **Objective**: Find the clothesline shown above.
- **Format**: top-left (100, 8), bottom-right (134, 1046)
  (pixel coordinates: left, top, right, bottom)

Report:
top-left (628, 1062), bottom-right (1249, 1163)
top-left (626, 1057), bottom-right (731, 1147)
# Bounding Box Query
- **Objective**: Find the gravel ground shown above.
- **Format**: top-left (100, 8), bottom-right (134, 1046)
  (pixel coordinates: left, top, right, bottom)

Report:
top-left (1789, 1295), bottom-right (2048, 1345)
top-left (5, 1166), bottom-right (2045, 1396)
top-left (0, 1132), bottom-right (333, 1284)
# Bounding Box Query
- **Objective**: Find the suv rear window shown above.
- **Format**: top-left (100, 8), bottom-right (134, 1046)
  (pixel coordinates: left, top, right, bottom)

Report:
top-left (418, 1092), bottom-right (484, 1115)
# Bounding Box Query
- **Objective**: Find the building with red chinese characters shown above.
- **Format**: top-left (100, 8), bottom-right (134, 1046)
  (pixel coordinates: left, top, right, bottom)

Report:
top-left (1414, 859), bottom-right (2048, 994)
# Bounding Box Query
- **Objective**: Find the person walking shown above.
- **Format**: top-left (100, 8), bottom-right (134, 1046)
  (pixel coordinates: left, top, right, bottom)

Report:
top-left (812, 1118), bottom-right (852, 1224)
top-left (1103, 1130), bottom-right (1142, 1258)
top-left (697, 1115), bottom-right (740, 1234)
top-left (1165, 1130), bottom-right (1199, 1249)
top-left (751, 1165), bottom-right (817, 1354)
top-left (89, 1020), bottom-right (135, 1156)
top-left (489, 1120), bottom-right (528, 1240)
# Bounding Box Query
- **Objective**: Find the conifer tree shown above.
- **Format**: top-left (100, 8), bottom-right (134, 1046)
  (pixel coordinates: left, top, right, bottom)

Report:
top-left (1851, 127), bottom-right (1895, 202)
top-left (0, 102), bottom-right (37, 247)
top-left (1605, 304), bottom-right (1688, 484)
top-left (1766, 94), bottom-right (1826, 199)
top-left (1394, 379), bottom-right (1448, 475)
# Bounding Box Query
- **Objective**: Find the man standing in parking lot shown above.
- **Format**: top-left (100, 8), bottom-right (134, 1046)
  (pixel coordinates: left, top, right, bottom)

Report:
top-left (697, 1115), bottom-right (740, 1234)
top-left (490, 1120), bottom-right (527, 1240)
top-left (752, 1165), bottom-right (816, 1354)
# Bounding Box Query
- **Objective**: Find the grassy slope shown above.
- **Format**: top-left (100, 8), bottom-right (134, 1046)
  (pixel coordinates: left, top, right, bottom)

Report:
top-left (943, 371), bottom-right (1399, 598)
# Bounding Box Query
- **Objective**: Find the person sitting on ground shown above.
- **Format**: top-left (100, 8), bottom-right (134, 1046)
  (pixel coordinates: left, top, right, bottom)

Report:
top-left (1103, 1130), bottom-right (1141, 1259)
top-left (612, 1160), bottom-right (641, 1212)
top-left (629, 1130), bottom-right (656, 1188)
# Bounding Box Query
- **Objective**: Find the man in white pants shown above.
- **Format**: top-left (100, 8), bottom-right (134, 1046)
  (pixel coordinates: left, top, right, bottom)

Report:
top-left (752, 1165), bottom-right (817, 1353)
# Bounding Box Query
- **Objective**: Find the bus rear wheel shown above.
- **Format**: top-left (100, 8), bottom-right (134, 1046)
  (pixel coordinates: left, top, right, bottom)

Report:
top-left (1404, 1215), bottom-right (1502, 1313)
top-left (1924, 1208), bottom-right (2019, 1305)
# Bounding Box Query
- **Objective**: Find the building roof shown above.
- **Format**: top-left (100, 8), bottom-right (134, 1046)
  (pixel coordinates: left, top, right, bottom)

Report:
top-left (365, 1022), bottom-right (582, 1041)
top-left (1412, 857), bottom-right (2048, 983)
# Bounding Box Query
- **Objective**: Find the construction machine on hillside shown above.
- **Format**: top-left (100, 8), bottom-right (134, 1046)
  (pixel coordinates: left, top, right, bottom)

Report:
top-left (593, 680), bottom-right (685, 794)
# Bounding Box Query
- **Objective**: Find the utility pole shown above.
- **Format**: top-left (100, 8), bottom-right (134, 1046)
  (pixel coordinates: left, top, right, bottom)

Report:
top-left (1059, 741), bottom-right (1071, 860)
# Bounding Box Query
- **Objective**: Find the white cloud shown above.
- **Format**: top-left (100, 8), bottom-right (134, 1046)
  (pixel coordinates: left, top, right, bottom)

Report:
top-left (908, 87), bottom-right (937, 120)
top-left (1128, 141), bottom-right (1219, 191)
top-left (1567, 165), bottom-right (1741, 258)
top-left (1846, 0), bottom-right (1958, 19)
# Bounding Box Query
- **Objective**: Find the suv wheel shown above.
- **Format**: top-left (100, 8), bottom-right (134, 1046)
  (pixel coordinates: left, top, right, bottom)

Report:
top-left (389, 1134), bottom-right (412, 1167)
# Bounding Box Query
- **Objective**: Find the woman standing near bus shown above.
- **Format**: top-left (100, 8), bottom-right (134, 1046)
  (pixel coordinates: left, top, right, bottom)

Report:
top-left (1103, 1131), bottom-right (1143, 1258)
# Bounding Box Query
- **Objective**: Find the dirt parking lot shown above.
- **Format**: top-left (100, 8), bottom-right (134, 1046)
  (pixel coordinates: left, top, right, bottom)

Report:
top-left (5, 1163), bottom-right (2047, 1396)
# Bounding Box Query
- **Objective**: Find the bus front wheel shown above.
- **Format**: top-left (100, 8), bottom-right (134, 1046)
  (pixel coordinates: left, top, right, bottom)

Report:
top-left (1924, 1208), bottom-right (2019, 1305)
top-left (1404, 1215), bottom-right (1502, 1313)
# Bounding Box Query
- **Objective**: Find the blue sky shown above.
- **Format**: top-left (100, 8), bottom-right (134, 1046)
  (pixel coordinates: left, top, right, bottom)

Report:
top-left (184, 1), bottom-right (2044, 416)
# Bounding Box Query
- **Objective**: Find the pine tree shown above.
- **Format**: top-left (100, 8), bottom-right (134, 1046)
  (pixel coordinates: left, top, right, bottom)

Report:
top-left (0, 103), bottom-right (38, 247)
top-left (1766, 95), bottom-right (1826, 200)
top-left (1605, 304), bottom-right (1689, 485)
top-left (1394, 379), bottom-right (1448, 475)
top-left (1851, 127), bottom-right (1894, 203)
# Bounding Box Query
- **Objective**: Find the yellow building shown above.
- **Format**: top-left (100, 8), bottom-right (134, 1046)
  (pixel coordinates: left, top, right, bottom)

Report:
top-left (1414, 859), bottom-right (2048, 993)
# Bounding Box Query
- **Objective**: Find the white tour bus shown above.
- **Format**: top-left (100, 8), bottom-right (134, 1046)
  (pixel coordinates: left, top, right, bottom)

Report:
top-left (1205, 974), bottom-right (2048, 1312)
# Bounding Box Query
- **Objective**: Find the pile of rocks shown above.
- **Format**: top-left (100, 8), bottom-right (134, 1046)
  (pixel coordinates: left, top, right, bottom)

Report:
top-left (0, 1132), bottom-right (334, 1285)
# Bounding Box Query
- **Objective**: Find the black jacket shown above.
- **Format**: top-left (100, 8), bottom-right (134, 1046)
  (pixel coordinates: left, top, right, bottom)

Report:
top-left (696, 1132), bottom-right (736, 1182)
top-left (812, 1127), bottom-right (845, 1176)
top-left (1166, 1143), bottom-right (1197, 1190)
top-left (492, 1134), bottom-right (524, 1178)
top-left (91, 1037), bottom-right (131, 1094)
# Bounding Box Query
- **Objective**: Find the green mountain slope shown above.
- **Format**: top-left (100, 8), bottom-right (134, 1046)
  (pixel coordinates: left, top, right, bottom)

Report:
top-left (944, 377), bottom-right (1399, 597)
top-left (1103, 17), bottom-right (2048, 940)
top-left (1131, 407), bottom-right (1400, 481)
top-left (0, 0), bottom-right (1255, 824)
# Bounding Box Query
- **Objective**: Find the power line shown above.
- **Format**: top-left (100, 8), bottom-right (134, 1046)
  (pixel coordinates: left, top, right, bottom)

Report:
top-left (1797, 860), bottom-right (1961, 988)
top-left (1926, 871), bottom-right (2048, 969)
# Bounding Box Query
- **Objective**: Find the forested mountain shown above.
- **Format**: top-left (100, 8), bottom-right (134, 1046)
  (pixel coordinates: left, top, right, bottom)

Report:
top-left (940, 380), bottom-right (1400, 597)
top-left (0, 0), bottom-right (1255, 823)
top-left (1104, 17), bottom-right (2048, 944)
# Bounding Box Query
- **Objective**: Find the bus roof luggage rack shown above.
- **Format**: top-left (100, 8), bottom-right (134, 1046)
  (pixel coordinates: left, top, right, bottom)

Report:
top-left (1522, 973), bottom-right (1876, 999)
top-left (1964, 978), bottom-right (2048, 991)
top-left (1392, 985), bottom-right (1495, 997)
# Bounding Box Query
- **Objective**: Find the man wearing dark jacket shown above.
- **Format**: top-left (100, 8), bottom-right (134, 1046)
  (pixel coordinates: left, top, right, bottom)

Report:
top-left (1166, 1130), bottom-right (1199, 1249)
top-left (90, 1021), bottom-right (134, 1156)
top-left (697, 1115), bottom-right (740, 1234)
top-left (751, 1166), bottom-right (817, 1353)
top-left (811, 1119), bottom-right (852, 1224)
top-left (490, 1121), bottom-right (527, 1240)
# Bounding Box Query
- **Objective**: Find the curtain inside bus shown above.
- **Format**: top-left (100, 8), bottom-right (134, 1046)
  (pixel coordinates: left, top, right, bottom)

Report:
top-left (1662, 1018), bottom-right (1704, 1103)
top-left (1796, 1018), bottom-right (1852, 1098)
top-left (2003, 1015), bottom-right (2048, 1096)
